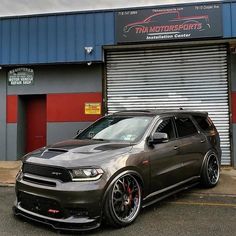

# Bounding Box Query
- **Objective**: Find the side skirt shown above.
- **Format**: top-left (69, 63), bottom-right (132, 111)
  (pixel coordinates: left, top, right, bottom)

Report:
top-left (142, 176), bottom-right (200, 208)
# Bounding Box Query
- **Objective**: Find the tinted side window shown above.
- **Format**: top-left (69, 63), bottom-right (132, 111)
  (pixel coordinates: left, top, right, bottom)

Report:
top-left (193, 115), bottom-right (214, 131)
top-left (175, 117), bottom-right (198, 137)
top-left (156, 118), bottom-right (175, 140)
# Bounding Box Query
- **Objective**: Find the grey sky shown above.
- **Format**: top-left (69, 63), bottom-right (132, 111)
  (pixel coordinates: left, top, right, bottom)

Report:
top-left (0, 0), bottom-right (220, 17)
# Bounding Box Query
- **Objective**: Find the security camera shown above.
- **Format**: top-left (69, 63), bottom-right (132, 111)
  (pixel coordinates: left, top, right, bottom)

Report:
top-left (84, 47), bottom-right (93, 54)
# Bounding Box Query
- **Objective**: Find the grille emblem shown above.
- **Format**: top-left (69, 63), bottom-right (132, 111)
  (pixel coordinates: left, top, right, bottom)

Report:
top-left (48, 209), bottom-right (60, 214)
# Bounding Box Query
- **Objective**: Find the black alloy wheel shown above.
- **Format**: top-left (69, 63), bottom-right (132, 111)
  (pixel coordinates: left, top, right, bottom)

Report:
top-left (201, 152), bottom-right (220, 188)
top-left (207, 154), bottom-right (220, 185)
top-left (104, 174), bottom-right (141, 227)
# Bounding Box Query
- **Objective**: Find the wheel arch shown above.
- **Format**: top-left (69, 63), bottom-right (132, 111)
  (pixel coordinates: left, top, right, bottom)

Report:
top-left (200, 149), bottom-right (219, 175)
top-left (200, 149), bottom-right (220, 188)
top-left (101, 167), bottom-right (144, 209)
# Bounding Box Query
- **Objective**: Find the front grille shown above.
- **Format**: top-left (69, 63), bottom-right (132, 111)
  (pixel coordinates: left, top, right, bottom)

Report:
top-left (22, 163), bottom-right (71, 182)
top-left (18, 192), bottom-right (63, 219)
top-left (22, 176), bottom-right (56, 187)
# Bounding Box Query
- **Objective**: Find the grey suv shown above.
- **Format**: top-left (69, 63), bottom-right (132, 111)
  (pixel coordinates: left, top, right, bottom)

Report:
top-left (14, 110), bottom-right (221, 231)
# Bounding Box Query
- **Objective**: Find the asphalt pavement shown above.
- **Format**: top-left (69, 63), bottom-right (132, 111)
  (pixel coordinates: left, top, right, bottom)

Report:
top-left (1, 187), bottom-right (236, 236)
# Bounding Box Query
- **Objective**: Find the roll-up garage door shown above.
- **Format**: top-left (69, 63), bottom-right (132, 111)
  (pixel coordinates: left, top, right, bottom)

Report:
top-left (106, 44), bottom-right (230, 165)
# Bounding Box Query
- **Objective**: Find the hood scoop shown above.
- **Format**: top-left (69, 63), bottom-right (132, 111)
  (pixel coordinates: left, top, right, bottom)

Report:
top-left (47, 148), bottom-right (68, 153)
top-left (40, 148), bottom-right (69, 159)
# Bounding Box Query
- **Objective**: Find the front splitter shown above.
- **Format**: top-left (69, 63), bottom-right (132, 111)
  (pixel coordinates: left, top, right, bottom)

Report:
top-left (13, 205), bottom-right (101, 232)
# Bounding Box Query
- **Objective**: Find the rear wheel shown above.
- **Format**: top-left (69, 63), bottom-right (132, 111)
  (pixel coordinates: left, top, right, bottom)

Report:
top-left (201, 152), bottom-right (220, 188)
top-left (104, 174), bottom-right (141, 227)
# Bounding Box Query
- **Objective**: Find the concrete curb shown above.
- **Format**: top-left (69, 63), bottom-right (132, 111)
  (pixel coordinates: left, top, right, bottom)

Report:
top-left (0, 184), bottom-right (15, 187)
top-left (0, 161), bottom-right (21, 186)
top-left (0, 161), bottom-right (21, 169)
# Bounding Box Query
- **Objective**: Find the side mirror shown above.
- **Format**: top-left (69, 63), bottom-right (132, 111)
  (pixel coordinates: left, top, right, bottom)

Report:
top-left (148, 132), bottom-right (168, 145)
top-left (76, 129), bottom-right (83, 135)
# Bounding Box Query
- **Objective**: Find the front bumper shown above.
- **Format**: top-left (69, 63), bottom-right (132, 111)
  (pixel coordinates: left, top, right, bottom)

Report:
top-left (13, 204), bottom-right (101, 231)
top-left (14, 174), bottom-right (106, 231)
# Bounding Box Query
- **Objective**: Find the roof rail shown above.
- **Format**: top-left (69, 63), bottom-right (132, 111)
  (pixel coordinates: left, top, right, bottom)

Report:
top-left (114, 110), bottom-right (153, 114)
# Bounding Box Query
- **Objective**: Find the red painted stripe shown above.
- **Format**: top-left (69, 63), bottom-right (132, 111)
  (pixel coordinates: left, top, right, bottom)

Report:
top-left (7, 95), bottom-right (18, 123)
top-left (232, 92), bottom-right (236, 123)
top-left (47, 93), bottom-right (102, 122)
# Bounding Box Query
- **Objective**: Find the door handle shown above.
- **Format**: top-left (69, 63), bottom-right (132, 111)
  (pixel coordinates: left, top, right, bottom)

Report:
top-left (200, 139), bottom-right (206, 143)
top-left (174, 146), bottom-right (179, 150)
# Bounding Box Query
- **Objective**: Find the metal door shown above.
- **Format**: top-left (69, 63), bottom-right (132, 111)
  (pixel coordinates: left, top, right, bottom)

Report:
top-left (106, 44), bottom-right (230, 165)
top-left (25, 95), bottom-right (46, 153)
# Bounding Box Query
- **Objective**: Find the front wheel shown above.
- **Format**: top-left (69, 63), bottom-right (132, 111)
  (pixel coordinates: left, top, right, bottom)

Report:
top-left (201, 152), bottom-right (220, 188)
top-left (104, 174), bottom-right (142, 228)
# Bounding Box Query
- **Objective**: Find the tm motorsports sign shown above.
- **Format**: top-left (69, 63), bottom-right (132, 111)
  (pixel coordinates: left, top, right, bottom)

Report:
top-left (116, 3), bottom-right (222, 43)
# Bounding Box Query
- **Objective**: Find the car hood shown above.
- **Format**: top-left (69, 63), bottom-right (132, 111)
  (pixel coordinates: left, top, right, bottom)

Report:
top-left (24, 139), bottom-right (133, 168)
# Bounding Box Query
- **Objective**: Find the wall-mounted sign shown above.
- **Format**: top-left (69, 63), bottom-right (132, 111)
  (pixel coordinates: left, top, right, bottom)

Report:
top-left (85, 103), bottom-right (101, 115)
top-left (116, 3), bottom-right (222, 43)
top-left (8, 68), bottom-right (34, 86)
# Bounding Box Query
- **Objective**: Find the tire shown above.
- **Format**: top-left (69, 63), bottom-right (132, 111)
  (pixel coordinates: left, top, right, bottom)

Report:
top-left (104, 174), bottom-right (142, 228)
top-left (201, 152), bottom-right (220, 188)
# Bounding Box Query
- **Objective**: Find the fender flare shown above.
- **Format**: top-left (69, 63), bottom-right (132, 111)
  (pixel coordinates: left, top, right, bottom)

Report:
top-left (200, 149), bottom-right (218, 175)
top-left (101, 169), bottom-right (144, 208)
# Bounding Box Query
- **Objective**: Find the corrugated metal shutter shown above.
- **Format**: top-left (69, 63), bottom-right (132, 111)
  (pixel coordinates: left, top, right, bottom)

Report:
top-left (106, 44), bottom-right (230, 165)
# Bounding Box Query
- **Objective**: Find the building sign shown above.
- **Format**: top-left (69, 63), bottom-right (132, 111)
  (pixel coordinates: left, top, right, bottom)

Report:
top-left (85, 103), bottom-right (101, 115)
top-left (8, 68), bottom-right (34, 86)
top-left (116, 3), bottom-right (222, 43)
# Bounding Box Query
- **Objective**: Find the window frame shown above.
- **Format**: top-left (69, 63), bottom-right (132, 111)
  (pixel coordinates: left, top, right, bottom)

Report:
top-left (151, 116), bottom-right (177, 142)
top-left (192, 115), bottom-right (215, 132)
top-left (173, 115), bottom-right (199, 139)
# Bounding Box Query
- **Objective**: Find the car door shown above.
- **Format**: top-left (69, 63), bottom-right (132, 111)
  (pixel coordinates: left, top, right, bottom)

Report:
top-left (148, 117), bottom-right (184, 193)
top-left (174, 115), bottom-right (207, 180)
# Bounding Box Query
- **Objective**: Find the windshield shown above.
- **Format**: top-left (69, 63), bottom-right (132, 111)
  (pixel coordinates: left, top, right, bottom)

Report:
top-left (76, 116), bottom-right (153, 142)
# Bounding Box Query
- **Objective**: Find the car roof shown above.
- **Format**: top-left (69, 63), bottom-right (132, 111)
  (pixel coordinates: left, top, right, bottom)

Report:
top-left (110, 109), bottom-right (208, 117)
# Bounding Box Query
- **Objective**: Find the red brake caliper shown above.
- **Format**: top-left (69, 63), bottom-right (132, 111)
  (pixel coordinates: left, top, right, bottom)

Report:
top-left (127, 186), bottom-right (133, 206)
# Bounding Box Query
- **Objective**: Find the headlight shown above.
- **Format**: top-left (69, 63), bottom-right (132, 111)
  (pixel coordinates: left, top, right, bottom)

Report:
top-left (70, 168), bottom-right (104, 181)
